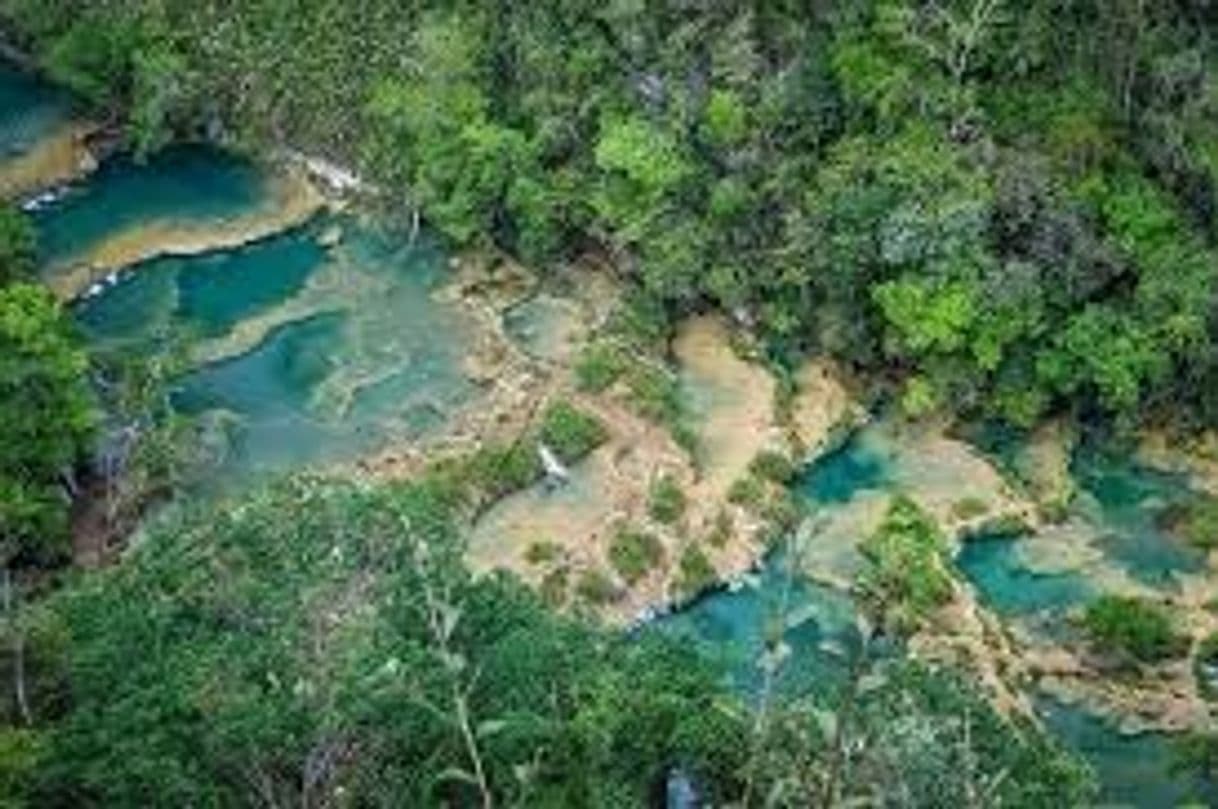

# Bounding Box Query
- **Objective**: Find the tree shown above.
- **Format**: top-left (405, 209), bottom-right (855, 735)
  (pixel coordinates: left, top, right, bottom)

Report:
top-left (0, 209), bottom-right (34, 286)
top-left (0, 285), bottom-right (93, 565)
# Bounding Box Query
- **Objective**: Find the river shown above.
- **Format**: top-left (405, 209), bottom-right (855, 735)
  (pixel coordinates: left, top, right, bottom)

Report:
top-left (4, 60), bottom-right (1216, 806)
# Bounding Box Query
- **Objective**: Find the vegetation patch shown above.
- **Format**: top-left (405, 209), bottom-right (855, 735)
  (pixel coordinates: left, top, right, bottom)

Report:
top-left (647, 474), bottom-right (686, 524)
top-left (574, 343), bottom-right (627, 392)
top-left (575, 567), bottom-right (618, 604)
top-left (676, 543), bottom-right (717, 598)
top-left (538, 400), bottom-right (608, 464)
top-left (727, 475), bottom-right (766, 509)
top-left (951, 496), bottom-right (989, 521)
top-left (859, 496), bottom-right (953, 631)
top-left (749, 450), bottom-right (796, 484)
top-left (608, 526), bottom-right (665, 585)
top-left (525, 540), bottom-right (562, 566)
top-left (1157, 496), bottom-right (1218, 549)
top-left (707, 509), bottom-right (733, 548)
top-left (1082, 595), bottom-right (1187, 663)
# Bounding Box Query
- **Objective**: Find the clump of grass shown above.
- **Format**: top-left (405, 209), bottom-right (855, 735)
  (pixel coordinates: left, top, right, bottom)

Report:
top-left (1158, 496), bottom-right (1218, 549)
top-left (575, 568), bottom-right (617, 604)
top-left (749, 450), bottom-right (796, 484)
top-left (648, 475), bottom-right (686, 524)
top-left (707, 509), bottom-right (733, 548)
top-left (608, 527), bottom-right (665, 584)
top-left (676, 543), bottom-right (717, 598)
top-left (538, 400), bottom-right (608, 463)
top-left (1082, 595), bottom-right (1187, 663)
top-left (574, 344), bottom-right (627, 393)
top-left (727, 475), bottom-right (766, 509)
top-left (951, 496), bottom-right (989, 521)
top-left (525, 540), bottom-right (562, 565)
top-left (460, 443), bottom-right (542, 501)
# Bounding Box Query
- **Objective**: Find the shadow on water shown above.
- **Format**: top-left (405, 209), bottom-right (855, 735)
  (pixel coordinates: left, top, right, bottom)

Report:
top-left (0, 63), bottom-right (71, 158)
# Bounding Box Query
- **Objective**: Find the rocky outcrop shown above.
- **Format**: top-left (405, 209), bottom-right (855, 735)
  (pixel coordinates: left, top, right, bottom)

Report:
top-left (0, 120), bottom-right (99, 201)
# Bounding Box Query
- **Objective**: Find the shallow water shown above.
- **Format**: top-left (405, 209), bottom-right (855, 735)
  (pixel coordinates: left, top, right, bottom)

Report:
top-left (0, 64), bottom-right (70, 158)
top-left (75, 227), bottom-right (327, 352)
top-left (165, 224), bottom-right (473, 479)
top-left (1073, 448), bottom-right (1207, 589)
top-left (650, 548), bottom-right (863, 697)
top-left (34, 145), bottom-right (266, 272)
top-left (956, 535), bottom-right (1093, 616)
top-left (1041, 698), bottom-right (1218, 807)
top-left (48, 145), bottom-right (473, 481)
top-left (794, 428), bottom-right (890, 503)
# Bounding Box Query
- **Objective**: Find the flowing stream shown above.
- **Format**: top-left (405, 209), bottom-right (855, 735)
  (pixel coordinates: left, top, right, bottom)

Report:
top-left (5, 60), bottom-right (1217, 806)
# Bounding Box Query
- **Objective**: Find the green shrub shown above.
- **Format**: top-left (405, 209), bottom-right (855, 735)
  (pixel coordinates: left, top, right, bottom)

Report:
top-left (574, 344), bottom-right (627, 392)
top-left (648, 475), bottom-right (686, 524)
top-left (1082, 595), bottom-right (1186, 663)
top-left (727, 475), bottom-right (766, 508)
top-left (1159, 497), bottom-right (1218, 549)
top-left (761, 489), bottom-right (801, 533)
top-left (608, 527), bottom-right (665, 584)
top-left (538, 400), bottom-right (608, 463)
top-left (707, 509), bottom-right (733, 548)
top-left (525, 540), bottom-right (562, 565)
top-left (676, 544), bottom-right (717, 597)
top-left (951, 497), bottom-right (989, 521)
top-left (464, 443), bottom-right (543, 500)
top-left (626, 363), bottom-right (683, 426)
top-left (575, 568), bottom-right (617, 604)
top-left (540, 566), bottom-right (570, 607)
top-left (749, 450), bottom-right (796, 484)
top-left (859, 496), bottom-right (952, 631)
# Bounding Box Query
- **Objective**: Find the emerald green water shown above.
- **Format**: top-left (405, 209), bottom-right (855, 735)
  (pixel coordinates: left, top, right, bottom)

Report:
top-left (957, 536), bottom-right (1093, 615)
top-left (0, 63), bottom-right (70, 157)
top-left (169, 225), bottom-right (474, 476)
top-left (650, 550), bottom-right (863, 697)
top-left (1074, 448), bottom-right (1207, 588)
top-left (1041, 698), bottom-right (1218, 807)
top-left (13, 68), bottom-right (1216, 804)
top-left (75, 228), bottom-right (326, 351)
top-left (33, 145), bottom-right (265, 270)
top-left (795, 429), bottom-right (890, 502)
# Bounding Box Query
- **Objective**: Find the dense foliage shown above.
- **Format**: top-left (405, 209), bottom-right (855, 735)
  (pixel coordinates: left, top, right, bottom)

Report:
top-left (0, 207), bottom-right (93, 565)
top-left (6, 1), bottom-right (1218, 431)
top-left (0, 475), bottom-right (1091, 806)
top-left (859, 495), bottom-right (953, 631)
